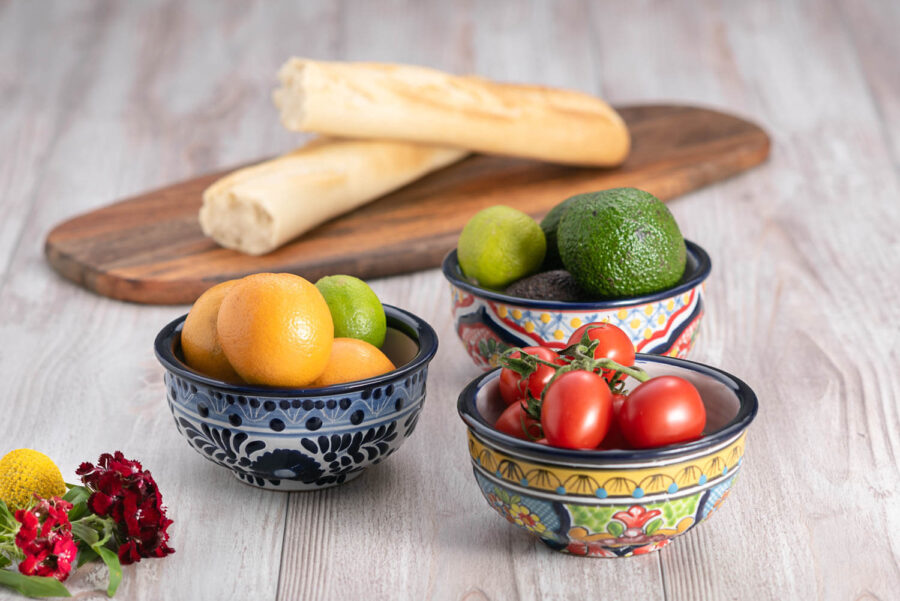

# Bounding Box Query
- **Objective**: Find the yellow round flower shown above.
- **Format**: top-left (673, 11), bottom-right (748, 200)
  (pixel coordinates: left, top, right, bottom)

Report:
top-left (0, 449), bottom-right (66, 510)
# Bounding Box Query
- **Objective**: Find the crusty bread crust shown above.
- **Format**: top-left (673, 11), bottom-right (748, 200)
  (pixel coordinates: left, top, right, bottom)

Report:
top-left (200, 138), bottom-right (466, 255)
top-left (273, 59), bottom-right (630, 167)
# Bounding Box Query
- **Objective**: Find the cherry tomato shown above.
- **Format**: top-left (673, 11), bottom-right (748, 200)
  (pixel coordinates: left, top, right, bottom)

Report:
top-left (618, 376), bottom-right (706, 449)
top-left (499, 346), bottom-right (562, 406)
top-left (541, 370), bottom-right (612, 449)
top-left (598, 393), bottom-right (630, 450)
top-left (493, 403), bottom-right (542, 440)
top-left (567, 323), bottom-right (635, 382)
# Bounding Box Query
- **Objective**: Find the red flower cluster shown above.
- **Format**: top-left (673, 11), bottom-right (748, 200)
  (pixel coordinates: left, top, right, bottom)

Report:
top-left (14, 497), bottom-right (78, 581)
top-left (76, 452), bottom-right (174, 565)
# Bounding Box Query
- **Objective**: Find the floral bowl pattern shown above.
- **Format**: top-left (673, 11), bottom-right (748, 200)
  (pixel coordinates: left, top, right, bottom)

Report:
top-left (457, 354), bottom-right (757, 557)
top-left (155, 305), bottom-right (438, 491)
top-left (442, 240), bottom-right (711, 370)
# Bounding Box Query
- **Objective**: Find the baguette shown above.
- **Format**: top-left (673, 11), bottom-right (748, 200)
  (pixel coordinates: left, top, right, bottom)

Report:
top-left (200, 139), bottom-right (467, 255)
top-left (273, 58), bottom-right (630, 167)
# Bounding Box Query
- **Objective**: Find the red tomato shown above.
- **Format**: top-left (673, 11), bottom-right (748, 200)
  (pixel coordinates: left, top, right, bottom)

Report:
top-left (619, 376), bottom-right (706, 449)
top-left (598, 393), bottom-right (630, 450)
top-left (567, 323), bottom-right (635, 382)
top-left (493, 403), bottom-right (542, 440)
top-left (541, 370), bottom-right (613, 449)
top-left (499, 346), bottom-right (562, 406)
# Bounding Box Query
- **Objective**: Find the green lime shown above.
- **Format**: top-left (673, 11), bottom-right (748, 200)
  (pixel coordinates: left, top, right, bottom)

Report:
top-left (540, 195), bottom-right (581, 269)
top-left (557, 188), bottom-right (686, 297)
top-left (315, 275), bottom-right (387, 348)
top-left (457, 205), bottom-right (546, 289)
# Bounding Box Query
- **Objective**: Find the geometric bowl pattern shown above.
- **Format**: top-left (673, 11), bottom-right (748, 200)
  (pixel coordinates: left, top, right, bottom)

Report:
top-left (457, 355), bottom-right (757, 557)
top-left (155, 305), bottom-right (438, 491)
top-left (443, 240), bottom-right (711, 370)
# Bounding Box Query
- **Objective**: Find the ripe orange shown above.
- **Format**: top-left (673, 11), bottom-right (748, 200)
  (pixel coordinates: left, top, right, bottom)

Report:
top-left (181, 280), bottom-right (242, 382)
top-left (312, 338), bottom-right (396, 387)
top-left (217, 273), bottom-right (334, 387)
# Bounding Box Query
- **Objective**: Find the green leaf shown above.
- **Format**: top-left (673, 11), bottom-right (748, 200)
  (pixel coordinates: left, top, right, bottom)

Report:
top-left (92, 545), bottom-right (122, 597)
top-left (0, 557), bottom-right (10, 570)
top-left (76, 547), bottom-right (98, 568)
top-left (70, 522), bottom-right (99, 547)
top-left (0, 501), bottom-right (15, 530)
top-left (63, 487), bottom-right (91, 522)
top-left (0, 570), bottom-right (71, 598)
top-left (607, 521), bottom-right (625, 537)
top-left (62, 486), bottom-right (90, 505)
top-left (646, 518), bottom-right (662, 535)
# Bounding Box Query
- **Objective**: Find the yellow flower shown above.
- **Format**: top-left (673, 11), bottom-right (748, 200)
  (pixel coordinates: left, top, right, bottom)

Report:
top-left (0, 449), bottom-right (66, 510)
top-left (509, 503), bottom-right (547, 534)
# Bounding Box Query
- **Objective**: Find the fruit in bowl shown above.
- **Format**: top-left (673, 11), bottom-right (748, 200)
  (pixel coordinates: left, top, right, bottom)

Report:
top-left (457, 331), bottom-right (758, 557)
top-left (443, 189), bottom-right (711, 369)
top-left (155, 272), bottom-right (437, 490)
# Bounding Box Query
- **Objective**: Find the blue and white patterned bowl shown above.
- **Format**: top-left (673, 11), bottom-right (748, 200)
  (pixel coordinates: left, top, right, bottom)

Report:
top-left (154, 305), bottom-right (438, 491)
top-left (443, 240), bottom-right (711, 370)
top-left (458, 354), bottom-right (758, 557)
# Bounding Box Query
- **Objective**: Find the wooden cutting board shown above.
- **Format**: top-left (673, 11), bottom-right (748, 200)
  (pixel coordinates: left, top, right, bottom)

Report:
top-left (45, 105), bottom-right (769, 305)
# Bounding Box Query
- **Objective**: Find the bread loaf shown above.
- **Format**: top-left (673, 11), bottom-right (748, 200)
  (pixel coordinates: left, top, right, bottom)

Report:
top-left (200, 139), bottom-right (466, 255)
top-left (273, 58), bottom-right (630, 167)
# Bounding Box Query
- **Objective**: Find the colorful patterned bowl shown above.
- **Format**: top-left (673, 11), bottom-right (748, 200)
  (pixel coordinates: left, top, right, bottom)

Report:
top-left (457, 354), bottom-right (757, 557)
top-left (154, 305), bottom-right (438, 491)
top-left (442, 240), bottom-right (711, 370)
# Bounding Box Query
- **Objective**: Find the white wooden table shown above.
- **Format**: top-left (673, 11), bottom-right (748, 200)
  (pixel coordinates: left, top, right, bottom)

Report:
top-left (2, 1), bottom-right (898, 599)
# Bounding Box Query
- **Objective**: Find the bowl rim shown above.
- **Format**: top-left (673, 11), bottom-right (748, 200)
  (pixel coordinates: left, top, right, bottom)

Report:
top-left (442, 239), bottom-right (711, 309)
top-left (457, 353), bottom-right (758, 462)
top-left (154, 303), bottom-right (438, 397)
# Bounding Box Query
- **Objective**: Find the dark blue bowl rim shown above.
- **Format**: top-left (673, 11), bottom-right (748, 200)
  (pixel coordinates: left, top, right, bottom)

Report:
top-left (442, 239), bottom-right (711, 310)
top-left (457, 353), bottom-right (758, 462)
top-left (154, 304), bottom-right (438, 397)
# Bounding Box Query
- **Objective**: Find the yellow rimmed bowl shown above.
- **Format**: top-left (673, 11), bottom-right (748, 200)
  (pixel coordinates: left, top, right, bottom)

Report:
top-left (457, 353), bottom-right (757, 557)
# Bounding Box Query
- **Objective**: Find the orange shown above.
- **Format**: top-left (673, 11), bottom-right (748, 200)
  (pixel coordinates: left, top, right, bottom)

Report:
top-left (217, 273), bottom-right (334, 387)
top-left (181, 280), bottom-right (242, 382)
top-left (312, 338), bottom-right (396, 387)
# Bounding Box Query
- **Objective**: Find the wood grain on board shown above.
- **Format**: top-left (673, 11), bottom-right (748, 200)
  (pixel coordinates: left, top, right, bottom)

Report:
top-left (45, 104), bottom-right (769, 304)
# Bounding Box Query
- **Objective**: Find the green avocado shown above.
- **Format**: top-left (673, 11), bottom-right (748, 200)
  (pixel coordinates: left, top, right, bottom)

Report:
top-left (539, 195), bottom-right (582, 269)
top-left (557, 188), bottom-right (687, 297)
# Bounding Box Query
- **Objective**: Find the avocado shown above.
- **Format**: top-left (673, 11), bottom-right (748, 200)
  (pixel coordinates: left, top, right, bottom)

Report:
top-left (539, 195), bottom-right (585, 270)
top-left (557, 188), bottom-right (686, 297)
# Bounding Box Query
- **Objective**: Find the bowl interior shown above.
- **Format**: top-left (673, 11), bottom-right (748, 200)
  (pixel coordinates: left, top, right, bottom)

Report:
top-left (442, 239), bottom-right (711, 309)
top-left (463, 354), bottom-right (757, 460)
top-left (477, 359), bottom-right (739, 436)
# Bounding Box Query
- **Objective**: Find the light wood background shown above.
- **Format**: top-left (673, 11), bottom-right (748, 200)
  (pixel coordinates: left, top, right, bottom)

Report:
top-left (1, 1), bottom-right (898, 600)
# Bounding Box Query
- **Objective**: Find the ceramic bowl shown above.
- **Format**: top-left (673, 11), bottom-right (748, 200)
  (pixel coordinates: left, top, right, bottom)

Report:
top-left (442, 240), bottom-right (711, 370)
top-left (154, 305), bottom-right (438, 491)
top-left (457, 354), bottom-right (757, 557)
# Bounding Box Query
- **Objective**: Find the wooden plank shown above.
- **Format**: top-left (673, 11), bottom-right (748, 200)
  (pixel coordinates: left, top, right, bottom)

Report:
top-left (0, 1), bottom-right (326, 598)
top-left (592, 1), bottom-right (900, 600)
top-left (836, 0), bottom-right (900, 172)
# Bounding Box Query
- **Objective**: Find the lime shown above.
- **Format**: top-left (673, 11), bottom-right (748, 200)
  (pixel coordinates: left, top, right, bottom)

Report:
top-left (457, 206), bottom-right (546, 289)
top-left (315, 275), bottom-right (387, 348)
top-left (557, 188), bottom-right (686, 297)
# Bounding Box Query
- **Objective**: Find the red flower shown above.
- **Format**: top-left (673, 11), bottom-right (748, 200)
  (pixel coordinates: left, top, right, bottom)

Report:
top-left (77, 451), bottom-right (174, 565)
top-left (612, 505), bottom-right (662, 530)
top-left (14, 497), bottom-right (77, 581)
